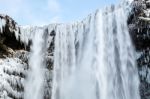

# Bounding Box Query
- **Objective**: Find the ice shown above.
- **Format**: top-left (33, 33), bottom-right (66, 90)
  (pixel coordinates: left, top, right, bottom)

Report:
top-left (0, 58), bottom-right (27, 98)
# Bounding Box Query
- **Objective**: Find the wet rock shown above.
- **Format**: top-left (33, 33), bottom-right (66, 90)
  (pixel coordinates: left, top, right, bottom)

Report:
top-left (129, 0), bottom-right (150, 98)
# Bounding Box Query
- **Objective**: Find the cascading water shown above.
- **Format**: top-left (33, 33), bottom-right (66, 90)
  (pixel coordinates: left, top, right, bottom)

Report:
top-left (0, 1), bottom-right (142, 99)
top-left (52, 4), bottom-right (140, 99)
top-left (24, 27), bottom-right (47, 99)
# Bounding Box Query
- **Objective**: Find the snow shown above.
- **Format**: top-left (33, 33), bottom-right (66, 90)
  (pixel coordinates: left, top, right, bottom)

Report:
top-left (20, 26), bottom-right (35, 45)
top-left (0, 58), bottom-right (27, 98)
top-left (143, 9), bottom-right (150, 17)
top-left (126, 0), bottom-right (133, 3)
top-left (14, 26), bottom-right (20, 40)
top-left (0, 19), bottom-right (2, 33)
top-left (136, 52), bottom-right (143, 59)
top-left (1, 19), bottom-right (6, 27)
top-left (19, 25), bottom-right (56, 46)
top-left (139, 17), bottom-right (150, 21)
top-left (0, 19), bottom-right (6, 33)
top-left (146, 0), bottom-right (150, 3)
top-left (139, 66), bottom-right (150, 83)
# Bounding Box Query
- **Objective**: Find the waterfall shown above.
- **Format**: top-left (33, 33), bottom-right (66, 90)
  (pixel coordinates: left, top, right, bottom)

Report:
top-left (52, 4), bottom-right (140, 99)
top-left (24, 27), bottom-right (47, 99)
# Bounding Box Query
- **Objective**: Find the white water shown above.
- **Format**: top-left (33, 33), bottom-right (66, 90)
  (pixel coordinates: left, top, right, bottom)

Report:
top-left (52, 4), bottom-right (140, 99)
top-left (24, 27), bottom-right (46, 99)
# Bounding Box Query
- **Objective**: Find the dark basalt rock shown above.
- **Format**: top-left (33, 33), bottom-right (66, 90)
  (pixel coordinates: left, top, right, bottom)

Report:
top-left (128, 0), bottom-right (150, 98)
top-left (0, 14), bottom-right (29, 52)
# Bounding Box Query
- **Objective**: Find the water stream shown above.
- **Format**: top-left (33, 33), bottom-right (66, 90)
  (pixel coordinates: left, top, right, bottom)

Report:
top-left (24, 28), bottom-right (46, 99)
top-left (52, 4), bottom-right (140, 99)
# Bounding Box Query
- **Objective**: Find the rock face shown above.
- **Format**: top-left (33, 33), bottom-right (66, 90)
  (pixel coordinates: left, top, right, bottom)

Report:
top-left (0, 0), bottom-right (150, 99)
top-left (0, 14), bottom-right (29, 99)
top-left (0, 15), bottom-right (55, 98)
top-left (0, 14), bottom-right (26, 58)
top-left (1, 14), bottom-right (26, 49)
top-left (128, 0), bottom-right (150, 99)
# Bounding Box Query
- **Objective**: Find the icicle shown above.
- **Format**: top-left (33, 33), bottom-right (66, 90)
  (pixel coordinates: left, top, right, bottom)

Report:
top-left (0, 19), bottom-right (2, 33)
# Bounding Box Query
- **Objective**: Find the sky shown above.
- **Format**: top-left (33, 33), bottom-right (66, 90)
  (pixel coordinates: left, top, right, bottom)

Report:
top-left (0, 0), bottom-right (119, 25)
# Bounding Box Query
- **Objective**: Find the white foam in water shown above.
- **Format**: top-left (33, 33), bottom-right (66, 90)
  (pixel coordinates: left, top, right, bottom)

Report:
top-left (24, 27), bottom-right (46, 99)
top-left (52, 4), bottom-right (140, 99)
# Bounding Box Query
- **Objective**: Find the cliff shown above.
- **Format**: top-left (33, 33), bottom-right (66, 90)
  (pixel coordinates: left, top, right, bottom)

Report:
top-left (0, 15), bottom-right (53, 99)
top-left (128, 0), bottom-right (150, 98)
top-left (0, 0), bottom-right (150, 99)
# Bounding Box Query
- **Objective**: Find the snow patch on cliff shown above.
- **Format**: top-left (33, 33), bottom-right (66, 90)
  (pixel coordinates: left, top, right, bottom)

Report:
top-left (0, 18), bottom-right (6, 33)
top-left (0, 58), bottom-right (27, 99)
